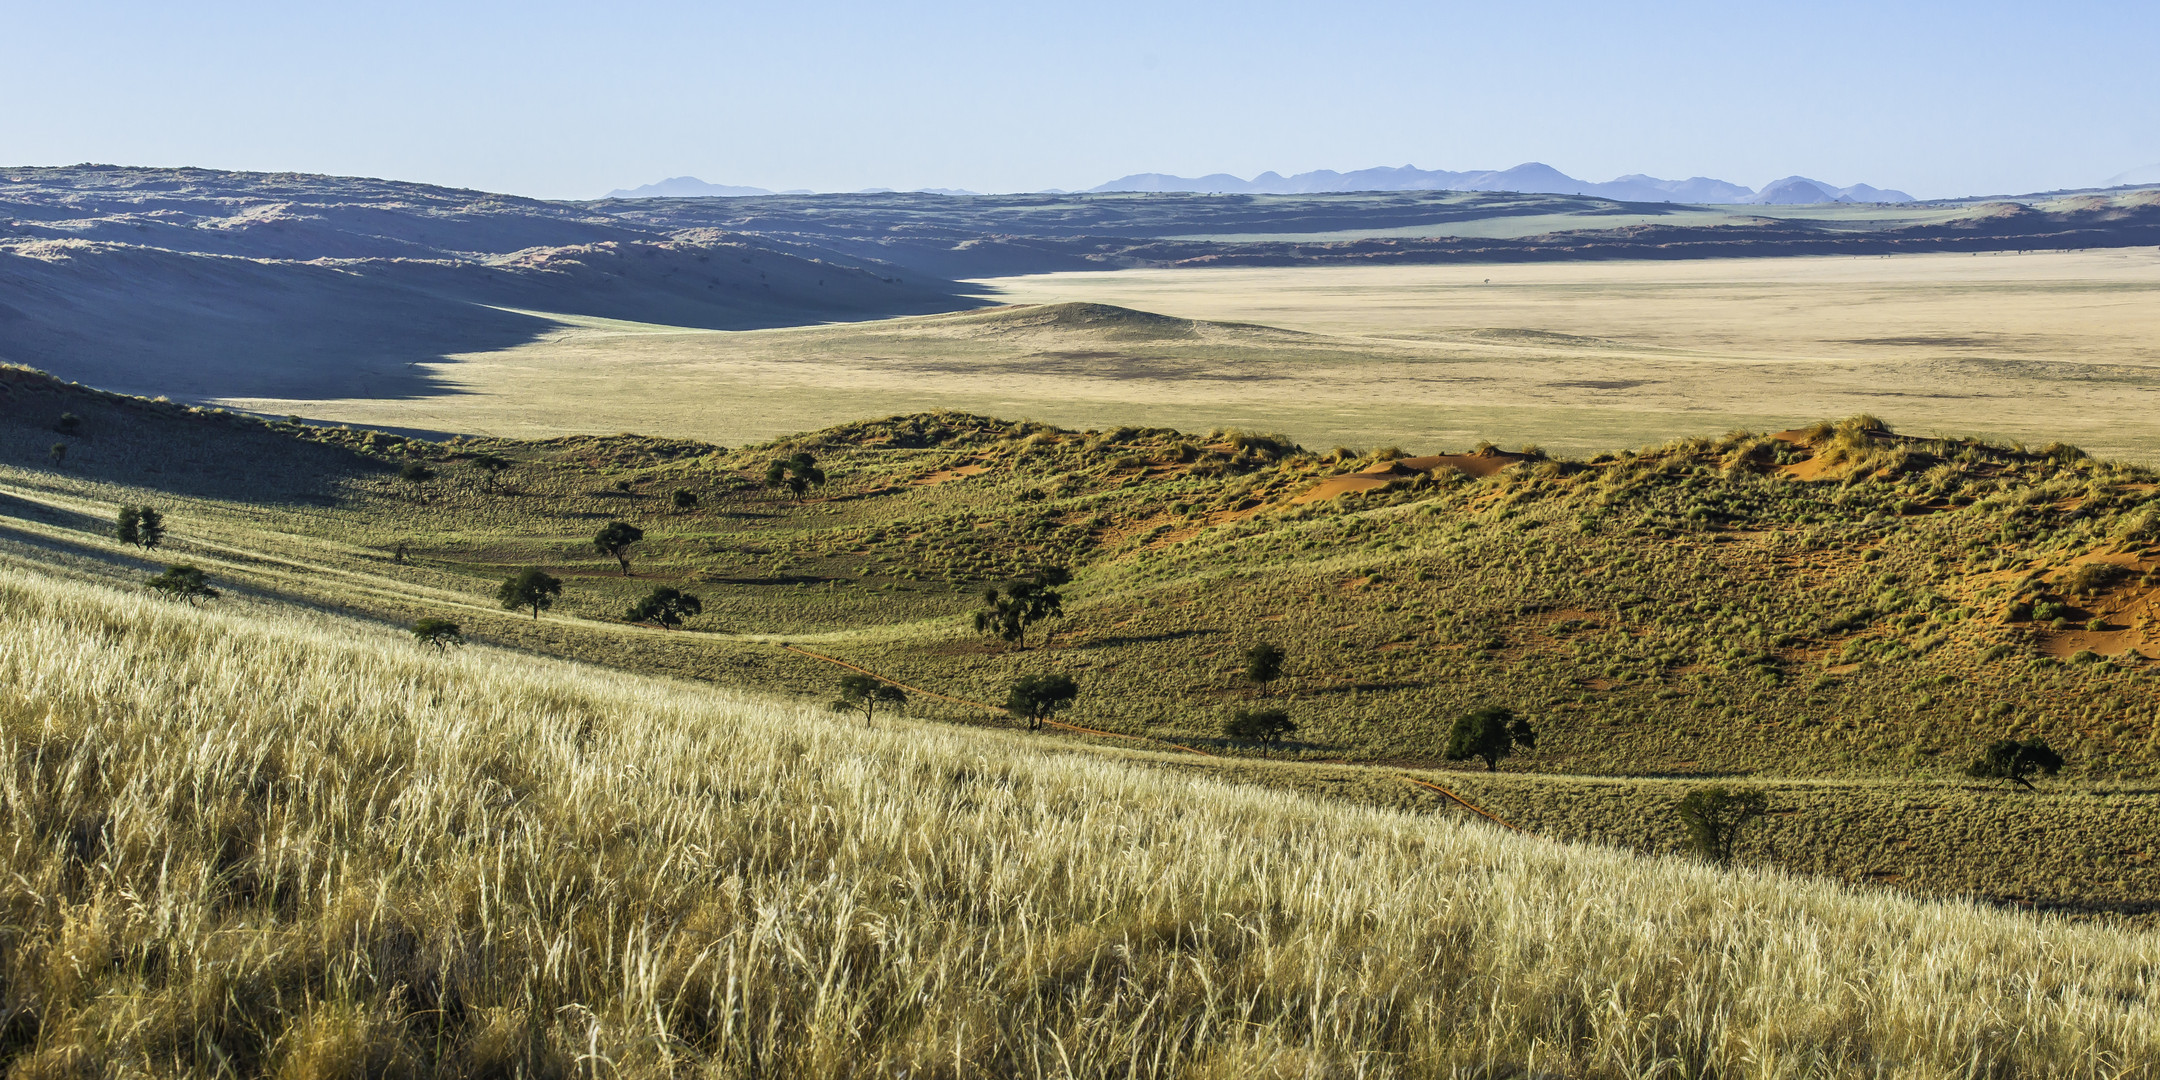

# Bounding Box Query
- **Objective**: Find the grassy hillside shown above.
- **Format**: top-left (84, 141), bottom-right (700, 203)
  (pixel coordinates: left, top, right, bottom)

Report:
top-left (5, 561), bottom-right (2160, 1076)
top-left (6, 366), bottom-right (2160, 912)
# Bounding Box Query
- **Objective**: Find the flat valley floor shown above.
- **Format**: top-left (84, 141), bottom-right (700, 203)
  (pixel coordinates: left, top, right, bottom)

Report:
top-left (217, 247), bottom-right (2160, 459)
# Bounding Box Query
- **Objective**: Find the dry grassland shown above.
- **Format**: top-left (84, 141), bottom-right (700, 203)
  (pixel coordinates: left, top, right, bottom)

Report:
top-left (7, 564), bottom-right (2160, 1077)
top-left (213, 249), bottom-right (2160, 461)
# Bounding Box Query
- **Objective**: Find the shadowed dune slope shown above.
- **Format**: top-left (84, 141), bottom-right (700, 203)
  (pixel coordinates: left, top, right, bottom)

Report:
top-left (0, 167), bottom-right (980, 400)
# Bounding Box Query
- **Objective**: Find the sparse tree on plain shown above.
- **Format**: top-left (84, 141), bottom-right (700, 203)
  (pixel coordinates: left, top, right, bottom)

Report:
top-left (1006, 673), bottom-right (1079, 732)
top-left (54, 413), bottom-right (81, 436)
top-left (48, 442), bottom-right (66, 465)
top-left (765, 452), bottom-right (826, 501)
top-left (1244, 642), bottom-right (1286, 694)
top-left (672, 488), bottom-right (700, 511)
top-left (410, 618), bottom-right (466, 650)
top-left (1444, 706), bottom-right (1536, 771)
top-left (115, 505), bottom-right (165, 550)
top-left (833, 673), bottom-right (907, 728)
top-left (974, 567), bottom-right (1070, 649)
top-left (1675, 786), bottom-right (1769, 864)
top-left (626, 586), bottom-right (702, 629)
top-left (1967, 738), bottom-right (2064, 792)
top-left (498, 567), bottom-right (563, 620)
top-left (399, 460), bottom-right (435, 484)
top-left (593, 521), bottom-right (644, 576)
top-left (146, 565), bottom-right (218, 604)
top-left (472, 454), bottom-right (513, 490)
top-left (1224, 707), bottom-right (1296, 750)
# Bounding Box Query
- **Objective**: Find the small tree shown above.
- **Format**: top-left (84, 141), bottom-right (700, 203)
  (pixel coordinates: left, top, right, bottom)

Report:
top-left (497, 567), bottom-right (563, 620)
top-left (48, 442), bottom-right (66, 465)
top-left (671, 488), bottom-right (700, 511)
top-left (1967, 738), bottom-right (2064, 792)
top-left (54, 413), bottom-right (81, 436)
top-left (1443, 706), bottom-right (1536, 771)
top-left (593, 521), bottom-right (644, 576)
top-left (1006, 673), bottom-right (1079, 731)
top-left (832, 673), bottom-right (907, 728)
top-left (626, 586), bottom-right (702, 629)
top-left (1243, 642), bottom-right (1286, 694)
top-left (472, 454), bottom-right (513, 490)
top-left (410, 618), bottom-right (466, 650)
top-left (129, 507), bottom-right (166, 550)
top-left (1674, 786), bottom-right (1769, 864)
top-left (399, 460), bottom-right (435, 484)
top-left (765, 452), bottom-right (826, 501)
top-left (974, 567), bottom-right (1070, 648)
top-left (1224, 707), bottom-right (1296, 750)
top-left (115, 505), bottom-right (140, 547)
top-left (146, 565), bottom-right (218, 604)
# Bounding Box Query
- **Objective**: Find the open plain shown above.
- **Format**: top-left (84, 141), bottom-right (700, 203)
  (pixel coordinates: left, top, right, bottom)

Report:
top-left (211, 248), bottom-right (2160, 461)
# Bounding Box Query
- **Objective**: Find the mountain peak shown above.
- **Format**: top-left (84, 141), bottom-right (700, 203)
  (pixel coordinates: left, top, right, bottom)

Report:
top-left (1087, 165), bottom-right (1912, 204)
top-left (606, 177), bottom-right (773, 199)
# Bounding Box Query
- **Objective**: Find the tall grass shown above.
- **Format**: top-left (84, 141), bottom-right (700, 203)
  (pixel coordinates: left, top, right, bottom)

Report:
top-left (3, 563), bottom-right (2159, 1078)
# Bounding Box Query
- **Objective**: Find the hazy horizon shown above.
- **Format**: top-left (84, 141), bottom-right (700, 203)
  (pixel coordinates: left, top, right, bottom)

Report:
top-left (4, 1), bottom-right (2156, 202)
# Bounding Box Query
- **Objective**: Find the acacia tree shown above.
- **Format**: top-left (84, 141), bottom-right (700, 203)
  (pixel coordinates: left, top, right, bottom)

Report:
top-left (1224, 707), bottom-right (1296, 750)
top-left (832, 673), bottom-right (907, 728)
top-left (1005, 673), bottom-right (1078, 732)
top-left (593, 521), bottom-right (644, 576)
top-left (974, 567), bottom-right (1070, 648)
top-left (1967, 738), bottom-right (2064, 792)
top-left (765, 452), bottom-right (826, 501)
top-left (146, 565), bottom-right (218, 604)
top-left (1675, 786), bottom-right (1769, 864)
top-left (626, 586), bottom-right (702, 629)
top-left (409, 618), bottom-right (466, 650)
top-left (1244, 642), bottom-right (1286, 695)
top-left (1444, 707), bottom-right (1537, 771)
top-left (497, 567), bottom-right (563, 619)
top-left (472, 454), bottom-right (513, 490)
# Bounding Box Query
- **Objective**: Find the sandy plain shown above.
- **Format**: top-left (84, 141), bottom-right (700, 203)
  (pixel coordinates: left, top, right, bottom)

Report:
top-left (216, 247), bottom-right (2160, 460)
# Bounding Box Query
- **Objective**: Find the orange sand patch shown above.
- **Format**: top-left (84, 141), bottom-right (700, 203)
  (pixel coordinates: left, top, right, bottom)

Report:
top-left (1779, 454), bottom-right (1833, 481)
top-left (913, 462), bottom-right (988, 486)
top-left (2028, 553), bottom-right (2158, 659)
top-left (1289, 449), bottom-right (1533, 505)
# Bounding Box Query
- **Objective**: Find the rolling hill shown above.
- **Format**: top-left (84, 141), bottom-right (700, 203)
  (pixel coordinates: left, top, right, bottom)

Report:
top-left (0, 166), bottom-right (976, 400)
top-left (5, 366), bottom-right (2160, 918)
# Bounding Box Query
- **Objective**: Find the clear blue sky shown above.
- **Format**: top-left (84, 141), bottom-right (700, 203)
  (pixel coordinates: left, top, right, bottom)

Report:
top-left (5, 0), bottom-right (2154, 200)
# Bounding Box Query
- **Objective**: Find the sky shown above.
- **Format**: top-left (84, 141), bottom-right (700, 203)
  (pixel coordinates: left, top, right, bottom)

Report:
top-left (4, 0), bottom-right (2156, 201)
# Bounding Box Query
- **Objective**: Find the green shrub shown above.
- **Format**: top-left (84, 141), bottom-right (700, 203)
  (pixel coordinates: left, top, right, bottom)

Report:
top-left (146, 565), bottom-right (218, 604)
top-left (1966, 738), bottom-right (2064, 791)
top-left (1674, 787), bottom-right (1768, 864)
top-left (1444, 708), bottom-right (1535, 771)
top-left (1223, 708), bottom-right (1297, 749)
top-left (409, 618), bottom-right (465, 650)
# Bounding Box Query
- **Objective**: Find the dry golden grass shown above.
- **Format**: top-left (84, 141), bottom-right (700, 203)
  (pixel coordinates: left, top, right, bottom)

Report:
top-left (6, 560), bottom-right (2160, 1077)
top-left (211, 248), bottom-right (2160, 462)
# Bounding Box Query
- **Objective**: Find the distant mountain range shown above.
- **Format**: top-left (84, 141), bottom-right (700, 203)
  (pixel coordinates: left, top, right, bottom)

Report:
top-left (610, 166), bottom-right (1912, 205)
top-left (1089, 164), bottom-right (1913, 205)
top-left (607, 177), bottom-right (802, 198)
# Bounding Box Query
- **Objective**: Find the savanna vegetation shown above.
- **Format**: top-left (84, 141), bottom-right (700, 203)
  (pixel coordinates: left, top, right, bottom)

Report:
top-left (4, 362), bottom-right (2160, 920)
top-left (5, 564), bottom-right (2160, 1077)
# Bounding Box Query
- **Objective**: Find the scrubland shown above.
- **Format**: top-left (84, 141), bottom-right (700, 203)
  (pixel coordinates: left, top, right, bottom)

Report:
top-left (8, 564), bottom-right (2160, 1077)
top-left (9, 369), bottom-right (2160, 915)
